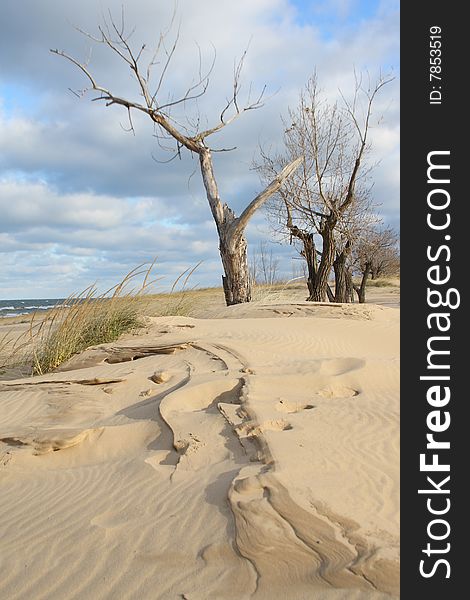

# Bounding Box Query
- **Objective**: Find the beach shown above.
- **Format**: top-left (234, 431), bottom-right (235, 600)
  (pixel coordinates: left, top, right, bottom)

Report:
top-left (0, 286), bottom-right (399, 599)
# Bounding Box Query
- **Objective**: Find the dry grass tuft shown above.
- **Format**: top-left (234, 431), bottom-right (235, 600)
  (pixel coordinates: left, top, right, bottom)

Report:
top-left (0, 328), bottom-right (33, 377)
top-left (250, 278), bottom-right (307, 304)
top-left (366, 277), bottom-right (400, 288)
top-left (151, 264), bottom-right (201, 316)
top-left (29, 263), bottom-right (157, 375)
top-left (0, 262), bottom-right (201, 378)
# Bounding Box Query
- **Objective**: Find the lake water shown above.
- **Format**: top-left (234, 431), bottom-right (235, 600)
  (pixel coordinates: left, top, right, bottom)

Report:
top-left (0, 299), bottom-right (67, 318)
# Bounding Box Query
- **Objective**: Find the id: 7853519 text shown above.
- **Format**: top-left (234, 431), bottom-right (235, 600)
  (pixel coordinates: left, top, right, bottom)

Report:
top-left (429, 26), bottom-right (442, 105)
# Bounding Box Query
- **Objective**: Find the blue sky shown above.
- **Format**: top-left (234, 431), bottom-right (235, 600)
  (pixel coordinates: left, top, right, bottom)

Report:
top-left (290, 0), bottom-right (385, 29)
top-left (0, 0), bottom-right (399, 299)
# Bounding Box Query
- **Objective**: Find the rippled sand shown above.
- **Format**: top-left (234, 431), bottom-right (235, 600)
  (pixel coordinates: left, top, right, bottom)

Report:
top-left (0, 301), bottom-right (399, 599)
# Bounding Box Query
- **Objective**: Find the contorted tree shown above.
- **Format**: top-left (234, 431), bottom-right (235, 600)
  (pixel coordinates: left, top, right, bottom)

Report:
top-left (257, 73), bottom-right (391, 302)
top-left (352, 226), bottom-right (399, 303)
top-left (51, 13), bottom-right (301, 305)
top-left (332, 193), bottom-right (379, 303)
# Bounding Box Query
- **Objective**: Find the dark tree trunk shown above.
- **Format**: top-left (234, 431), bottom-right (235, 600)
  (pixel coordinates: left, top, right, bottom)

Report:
top-left (354, 261), bottom-right (372, 303)
top-left (333, 241), bottom-right (352, 303)
top-left (298, 232), bottom-right (317, 298)
top-left (303, 234), bottom-right (317, 298)
top-left (346, 269), bottom-right (355, 302)
top-left (326, 284), bottom-right (335, 302)
top-left (285, 221), bottom-right (318, 299)
top-left (308, 225), bottom-right (335, 302)
top-left (333, 255), bottom-right (347, 302)
top-left (333, 259), bottom-right (348, 302)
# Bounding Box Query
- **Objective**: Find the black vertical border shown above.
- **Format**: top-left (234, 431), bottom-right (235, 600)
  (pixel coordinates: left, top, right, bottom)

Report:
top-left (401, 3), bottom-right (466, 598)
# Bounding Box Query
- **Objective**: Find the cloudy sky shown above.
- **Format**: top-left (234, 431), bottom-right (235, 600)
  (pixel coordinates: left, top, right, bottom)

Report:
top-left (0, 0), bottom-right (399, 299)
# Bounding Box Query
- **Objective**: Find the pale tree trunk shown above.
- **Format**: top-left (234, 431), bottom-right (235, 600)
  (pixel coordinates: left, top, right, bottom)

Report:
top-left (217, 207), bottom-right (251, 305)
top-left (200, 149), bottom-right (302, 305)
top-left (219, 235), bottom-right (251, 305)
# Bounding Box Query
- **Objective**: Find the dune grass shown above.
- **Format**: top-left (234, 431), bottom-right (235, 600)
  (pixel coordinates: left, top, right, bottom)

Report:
top-left (366, 277), bottom-right (400, 288)
top-left (0, 331), bottom-right (14, 374)
top-left (0, 262), bottom-right (200, 377)
top-left (0, 327), bottom-right (34, 377)
top-left (1, 270), bottom-right (398, 378)
top-left (29, 264), bottom-right (155, 375)
top-left (250, 278), bottom-right (307, 303)
top-left (141, 263), bottom-right (202, 317)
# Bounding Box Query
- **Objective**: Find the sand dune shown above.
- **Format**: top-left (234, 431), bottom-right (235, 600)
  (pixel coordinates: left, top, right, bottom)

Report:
top-left (0, 302), bottom-right (399, 599)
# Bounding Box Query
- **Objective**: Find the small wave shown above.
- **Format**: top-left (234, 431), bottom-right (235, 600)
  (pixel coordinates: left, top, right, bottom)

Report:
top-left (0, 299), bottom-right (67, 317)
top-left (23, 305), bottom-right (54, 310)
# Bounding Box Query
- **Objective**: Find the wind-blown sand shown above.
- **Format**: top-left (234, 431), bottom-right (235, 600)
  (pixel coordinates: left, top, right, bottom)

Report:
top-left (0, 300), bottom-right (399, 599)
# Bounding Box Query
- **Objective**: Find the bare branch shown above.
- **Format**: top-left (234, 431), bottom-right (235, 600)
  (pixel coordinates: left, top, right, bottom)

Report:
top-left (119, 107), bottom-right (135, 135)
top-left (211, 146), bottom-right (237, 153)
top-left (151, 24), bottom-right (181, 107)
top-left (338, 74), bottom-right (394, 213)
top-left (229, 157), bottom-right (302, 244)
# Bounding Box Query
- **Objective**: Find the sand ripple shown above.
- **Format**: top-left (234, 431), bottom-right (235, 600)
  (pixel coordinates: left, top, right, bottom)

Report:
top-left (0, 309), bottom-right (399, 599)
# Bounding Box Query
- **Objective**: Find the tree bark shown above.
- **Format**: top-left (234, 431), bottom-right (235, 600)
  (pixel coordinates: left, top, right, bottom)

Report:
top-left (346, 269), bottom-right (355, 302)
top-left (308, 224), bottom-right (335, 302)
top-left (333, 241), bottom-right (352, 303)
top-left (286, 223), bottom-right (317, 298)
top-left (326, 284), bottom-right (335, 302)
top-left (333, 259), bottom-right (348, 302)
top-left (333, 255), bottom-right (347, 303)
top-left (219, 234), bottom-right (251, 305)
top-left (354, 261), bottom-right (372, 303)
top-left (303, 235), bottom-right (317, 298)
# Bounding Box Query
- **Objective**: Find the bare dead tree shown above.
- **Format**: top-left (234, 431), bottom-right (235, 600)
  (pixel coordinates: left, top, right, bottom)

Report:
top-left (256, 72), bottom-right (392, 302)
top-left (352, 226), bottom-right (399, 303)
top-left (51, 11), bottom-right (301, 305)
